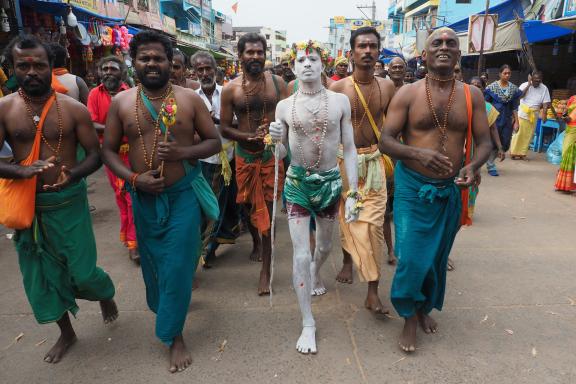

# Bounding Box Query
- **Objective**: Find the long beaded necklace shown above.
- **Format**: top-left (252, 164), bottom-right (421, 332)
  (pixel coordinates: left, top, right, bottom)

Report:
top-left (241, 72), bottom-right (269, 130)
top-left (134, 84), bottom-right (173, 169)
top-left (19, 89), bottom-right (64, 164)
top-left (425, 74), bottom-right (457, 153)
top-left (291, 88), bottom-right (329, 172)
top-left (352, 76), bottom-right (376, 131)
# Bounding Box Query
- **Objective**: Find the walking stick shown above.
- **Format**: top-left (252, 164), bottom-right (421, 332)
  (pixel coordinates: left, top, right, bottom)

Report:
top-left (269, 141), bottom-right (280, 307)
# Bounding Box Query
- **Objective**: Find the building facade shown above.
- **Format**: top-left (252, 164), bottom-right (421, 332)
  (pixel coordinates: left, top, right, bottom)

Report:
top-left (232, 26), bottom-right (288, 63)
top-left (327, 17), bottom-right (388, 58)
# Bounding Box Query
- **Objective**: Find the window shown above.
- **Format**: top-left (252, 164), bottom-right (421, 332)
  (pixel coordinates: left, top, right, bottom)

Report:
top-left (456, 0), bottom-right (471, 3)
top-left (265, 34), bottom-right (270, 40)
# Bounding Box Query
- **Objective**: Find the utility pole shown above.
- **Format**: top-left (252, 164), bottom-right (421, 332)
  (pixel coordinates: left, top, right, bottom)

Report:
top-left (477, 0), bottom-right (490, 77)
top-left (357, 0), bottom-right (376, 21)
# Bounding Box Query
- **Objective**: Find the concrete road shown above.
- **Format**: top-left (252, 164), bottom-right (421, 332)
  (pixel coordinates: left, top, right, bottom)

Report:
top-left (1, 154), bottom-right (575, 384)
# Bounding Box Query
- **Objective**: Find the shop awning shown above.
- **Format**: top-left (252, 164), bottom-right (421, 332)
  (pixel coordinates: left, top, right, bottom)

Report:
top-left (524, 19), bottom-right (573, 43)
top-left (545, 16), bottom-right (576, 30)
top-left (23, 0), bottom-right (124, 23)
top-left (446, 0), bottom-right (524, 33)
top-left (458, 20), bottom-right (522, 56)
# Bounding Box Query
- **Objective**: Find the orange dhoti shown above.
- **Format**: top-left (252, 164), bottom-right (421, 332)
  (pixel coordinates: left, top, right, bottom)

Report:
top-left (338, 145), bottom-right (388, 282)
top-left (105, 144), bottom-right (137, 250)
top-left (235, 145), bottom-right (285, 235)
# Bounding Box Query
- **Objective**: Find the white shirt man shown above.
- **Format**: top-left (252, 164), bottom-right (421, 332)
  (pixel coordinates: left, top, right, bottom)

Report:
top-left (195, 84), bottom-right (234, 163)
top-left (518, 81), bottom-right (551, 120)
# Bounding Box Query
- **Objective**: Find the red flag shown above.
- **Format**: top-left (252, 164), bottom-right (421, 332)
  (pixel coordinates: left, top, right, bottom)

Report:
top-left (231, 2), bottom-right (238, 14)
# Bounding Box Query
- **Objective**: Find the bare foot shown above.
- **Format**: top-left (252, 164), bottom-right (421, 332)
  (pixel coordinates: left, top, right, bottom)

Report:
top-left (417, 312), bottom-right (438, 334)
top-left (258, 269), bottom-right (270, 296)
top-left (387, 251), bottom-right (397, 266)
top-left (364, 293), bottom-right (389, 315)
top-left (447, 258), bottom-right (455, 271)
top-left (250, 245), bottom-right (262, 262)
top-left (398, 316), bottom-right (418, 353)
top-left (169, 335), bottom-right (192, 373)
top-left (129, 248), bottom-right (140, 265)
top-left (296, 326), bottom-right (317, 354)
top-left (44, 333), bottom-right (77, 363)
top-left (310, 261), bottom-right (327, 296)
top-left (336, 263), bottom-right (353, 284)
top-left (100, 299), bottom-right (119, 324)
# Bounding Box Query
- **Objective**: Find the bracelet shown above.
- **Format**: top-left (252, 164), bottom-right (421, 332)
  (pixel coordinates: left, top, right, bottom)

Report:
top-left (130, 173), bottom-right (140, 191)
top-left (346, 189), bottom-right (363, 201)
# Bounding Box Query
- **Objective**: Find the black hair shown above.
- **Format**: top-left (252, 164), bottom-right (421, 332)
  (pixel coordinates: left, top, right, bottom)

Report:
top-left (97, 55), bottom-right (127, 75)
top-left (173, 48), bottom-right (188, 67)
top-left (190, 51), bottom-right (217, 70)
top-left (531, 70), bottom-right (543, 78)
top-left (129, 30), bottom-right (173, 62)
top-left (350, 26), bottom-right (381, 50)
top-left (237, 33), bottom-right (267, 56)
top-left (499, 64), bottom-right (512, 73)
top-left (3, 35), bottom-right (55, 68)
top-left (49, 43), bottom-right (68, 68)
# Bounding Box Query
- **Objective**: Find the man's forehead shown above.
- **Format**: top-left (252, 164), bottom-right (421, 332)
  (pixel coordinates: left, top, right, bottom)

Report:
top-left (390, 58), bottom-right (405, 66)
top-left (356, 34), bottom-right (377, 43)
top-left (14, 46), bottom-right (48, 61)
top-left (102, 61), bottom-right (120, 69)
top-left (244, 41), bottom-right (264, 50)
top-left (137, 43), bottom-right (167, 55)
top-left (296, 49), bottom-right (320, 58)
top-left (195, 58), bottom-right (214, 67)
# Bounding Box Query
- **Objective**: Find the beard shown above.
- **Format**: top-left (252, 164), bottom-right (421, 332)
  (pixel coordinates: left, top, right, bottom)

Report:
top-left (243, 59), bottom-right (264, 75)
top-left (136, 67), bottom-right (170, 90)
top-left (18, 75), bottom-right (52, 97)
top-left (102, 76), bottom-right (121, 92)
top-left (200, 76), bottom-right (215, 89)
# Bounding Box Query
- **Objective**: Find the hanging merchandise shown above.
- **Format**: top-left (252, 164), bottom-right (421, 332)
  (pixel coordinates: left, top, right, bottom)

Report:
top-left (67, 6), bottom-right (77, 28)
top-left (100, 25), bottom-right (113, 46)
top-left (59, 19), bottom-right (66, 34)
top-left (1, 8), bottom-right (10, 32)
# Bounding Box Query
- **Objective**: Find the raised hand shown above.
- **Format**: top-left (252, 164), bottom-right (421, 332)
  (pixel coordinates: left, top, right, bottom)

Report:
top-left (42, 165), bottom-right (72, 191)
top-left (157, 141), bottom-right (182, 162)
top-left (134, 168), bottom-right (165, 194)
top-left (269, 120), bottom-right (284, 142)
top-left (18, 155), bottom-right (56, 179)
top-left (454, 164), bottom-right (475, 188)
top-left (417, 148), bottom-right (453, 175)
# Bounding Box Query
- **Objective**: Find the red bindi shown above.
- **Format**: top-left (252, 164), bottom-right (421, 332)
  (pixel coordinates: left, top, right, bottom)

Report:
top-left (25, 57), bottom-right (34, 62)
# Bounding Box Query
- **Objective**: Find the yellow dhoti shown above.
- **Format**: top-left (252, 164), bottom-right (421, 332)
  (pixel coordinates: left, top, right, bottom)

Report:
top-left (510, 105), bottom-right (538, 156)
top-left (338, 145), bottom-right (388, 282)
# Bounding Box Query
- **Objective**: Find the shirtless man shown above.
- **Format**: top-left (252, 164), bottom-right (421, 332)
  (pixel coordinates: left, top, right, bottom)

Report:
top-left (0, 35), bottom-right (117, 364)
top-left (220, 32), bottom-right (287, 295)
top-left (102, 30), bottom-right (221, 372)
top-left (389, 56), bottom-right (407, 90)
top-left (379, 28), bottom-right (492, 352)
top-left (171, 48), bottom-right (199, 90)
top-left (330, 27), bottom-right (396, 314)
top-left (270, 41), bottom-right (359, 354)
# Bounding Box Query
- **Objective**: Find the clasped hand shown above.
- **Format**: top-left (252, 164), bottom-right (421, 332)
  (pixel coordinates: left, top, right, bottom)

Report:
top-left (247, 123), bottom-right (269, 142)
top-left (134, 168), bottom-right (165, 194)
top-left (344, 197), bottom-right (360, 223)
top-left (418, 148), bottom-right (453, 176)
top-left (268, 121), bottom-right (284, 142)
top-left (157, 141), bottom-right (182, 162)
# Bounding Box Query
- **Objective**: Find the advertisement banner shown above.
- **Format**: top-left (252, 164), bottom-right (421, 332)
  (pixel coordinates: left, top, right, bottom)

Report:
top-left (468, 14), bottom-right (498, 53)
top-left (351, 19), bottom-right (369, 30)
top-left (334, 16), bottom-right (345, 25)
top-left (69, 0), bottom-right (98, 13)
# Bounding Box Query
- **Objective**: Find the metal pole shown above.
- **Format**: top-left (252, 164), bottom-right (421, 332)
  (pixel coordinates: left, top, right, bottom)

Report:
top-left (477, 0), bottom-right (490, 77)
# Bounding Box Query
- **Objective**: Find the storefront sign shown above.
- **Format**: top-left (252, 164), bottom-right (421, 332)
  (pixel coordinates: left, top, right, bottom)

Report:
top-left (69, 0), bottom-right (98, 13)
top-left (334, 16), bottom-right (345, 25)
top-left (350, 19), bottom-right (385, 31)
top-left (564, 0), bottom-right (576, 17)
top-left (201, 0), bottom-right (212, 19)
top-left (163, 15), bottom-right (176, 35)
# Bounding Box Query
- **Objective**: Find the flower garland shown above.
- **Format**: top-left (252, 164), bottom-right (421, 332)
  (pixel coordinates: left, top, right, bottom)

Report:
top-left (289, 40), bottom-right (330, 65)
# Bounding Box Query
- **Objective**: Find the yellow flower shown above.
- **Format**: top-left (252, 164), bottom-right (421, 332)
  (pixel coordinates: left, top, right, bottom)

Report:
top-left (263, 134), bottom-right (273, 145)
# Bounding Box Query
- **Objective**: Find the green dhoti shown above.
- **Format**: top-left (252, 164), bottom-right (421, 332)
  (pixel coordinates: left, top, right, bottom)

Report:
top-left (391, 161), bottom-right (462, 318)
top-left (14, 180), bottom-right (115, 324)
top-left (128, 167), bottom-right (203, 346)
top-left (284, 165), bottom-right (342, 216)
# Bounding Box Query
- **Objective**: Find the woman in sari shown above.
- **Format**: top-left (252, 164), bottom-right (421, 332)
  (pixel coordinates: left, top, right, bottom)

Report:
top-left (554, 96), bottom-right (576, 192)
top-left (484, 65), bottom-right (522, 176)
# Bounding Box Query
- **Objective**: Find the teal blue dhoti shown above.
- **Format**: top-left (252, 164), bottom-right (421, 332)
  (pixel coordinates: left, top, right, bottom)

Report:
top-left (128, 168), bottom-right (202, 346)
top-left (391, 161), bottom-right (462, 318)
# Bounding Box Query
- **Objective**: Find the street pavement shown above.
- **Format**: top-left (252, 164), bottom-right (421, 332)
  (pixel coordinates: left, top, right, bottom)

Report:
top-left (1, 154), bottom-right (575, 384)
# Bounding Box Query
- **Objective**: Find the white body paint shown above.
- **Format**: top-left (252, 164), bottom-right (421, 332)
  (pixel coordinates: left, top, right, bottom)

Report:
top-left (269, 49), bottom-right (359, 355)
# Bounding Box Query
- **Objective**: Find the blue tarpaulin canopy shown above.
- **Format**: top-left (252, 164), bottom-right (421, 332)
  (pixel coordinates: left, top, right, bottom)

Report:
top-left (446, 0), bottom-right (524, 33)
top-left (523, 20), bottom-right (573, 43)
